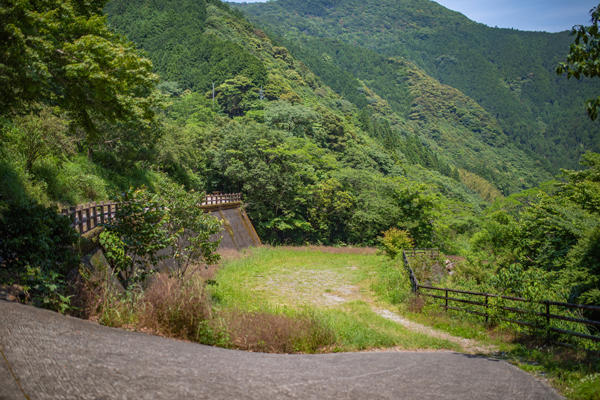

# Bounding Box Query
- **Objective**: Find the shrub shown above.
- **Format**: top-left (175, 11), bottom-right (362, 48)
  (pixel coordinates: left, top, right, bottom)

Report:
top-left (100, 184), bottom-right (222, 288)
top-left (100, 187), bottom-right (171, 290)
top-left (159, 182), bottom-right (221, 278)
top-left (377, 228), bottom-right (414, 259)
top-left (0, 202), bottom-right (78, 311)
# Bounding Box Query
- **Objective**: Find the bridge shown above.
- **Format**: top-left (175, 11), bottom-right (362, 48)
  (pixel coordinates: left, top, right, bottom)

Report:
top-left (59, 193), bottom-right (260, 251)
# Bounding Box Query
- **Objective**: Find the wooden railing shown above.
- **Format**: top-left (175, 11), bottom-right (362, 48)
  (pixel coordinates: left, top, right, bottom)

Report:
top-left (60, 201), bottom-right (119, 235)
top-left (201, 192), bottom-right (242, 206)
top-left (402, 249), bottom-right (600, 343)
top-left (60, 193), bottom-right (242, 234)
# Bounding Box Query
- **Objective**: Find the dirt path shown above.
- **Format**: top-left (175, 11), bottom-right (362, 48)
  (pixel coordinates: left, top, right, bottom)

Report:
top-left (373, 308), bottom-right (497, 354)
top-left (256, 246), bottom-right (496, 354)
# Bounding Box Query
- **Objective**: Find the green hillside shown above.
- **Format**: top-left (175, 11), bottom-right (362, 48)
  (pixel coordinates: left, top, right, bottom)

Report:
top-left (237, 0), bottom-right (600, 171)
top-left (105, 0), bottom-right (551, 196)
top-left (2, 0), bottom-right (490, 251)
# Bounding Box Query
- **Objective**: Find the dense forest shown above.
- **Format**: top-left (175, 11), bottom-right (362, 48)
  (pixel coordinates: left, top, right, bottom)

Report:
top-left (238, 0), bottom-right (600, 172)
top-left (0, 0), bottom-right (599, 313)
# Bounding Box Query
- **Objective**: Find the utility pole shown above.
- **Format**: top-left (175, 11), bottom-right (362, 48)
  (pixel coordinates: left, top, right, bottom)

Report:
top-left (212, 82), bottom-right (215, 107)
top-left (259, 85), bottom-right (264, 101)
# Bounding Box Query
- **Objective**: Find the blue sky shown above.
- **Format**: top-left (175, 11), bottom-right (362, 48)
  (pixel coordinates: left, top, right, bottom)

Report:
top-left (228, 0), bottom-right (599, 32)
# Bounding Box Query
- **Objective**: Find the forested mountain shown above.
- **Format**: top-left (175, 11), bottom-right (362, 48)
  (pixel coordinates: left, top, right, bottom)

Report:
top-left (237, 0), bottom-right (600, 172)
top-left (2, 0), bottom-right (599, 321)
top-left (104, 0), bottom-right (551, 197)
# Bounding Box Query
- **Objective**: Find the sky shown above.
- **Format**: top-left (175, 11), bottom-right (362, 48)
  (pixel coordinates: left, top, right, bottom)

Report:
top-left (228, 0), bottom-right (599, 32)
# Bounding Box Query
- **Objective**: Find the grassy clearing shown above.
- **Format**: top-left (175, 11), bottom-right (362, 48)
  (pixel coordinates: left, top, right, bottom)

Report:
top-left (212, 246), bottom-right (459, 352)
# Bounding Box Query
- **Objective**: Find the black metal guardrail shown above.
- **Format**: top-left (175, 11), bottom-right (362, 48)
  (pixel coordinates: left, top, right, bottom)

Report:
top-left (402, 249), bottom-right (600, 343)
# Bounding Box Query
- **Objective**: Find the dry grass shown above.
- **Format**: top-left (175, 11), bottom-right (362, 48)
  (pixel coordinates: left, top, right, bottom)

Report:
top-left (218, 310), bottom-right (335, 353)
top-left (137, 274), bottom-right (213, 341)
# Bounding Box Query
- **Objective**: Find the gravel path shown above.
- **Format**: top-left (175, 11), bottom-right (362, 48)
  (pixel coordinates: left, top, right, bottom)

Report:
top-left (0, 301), bottom-right (562, 400)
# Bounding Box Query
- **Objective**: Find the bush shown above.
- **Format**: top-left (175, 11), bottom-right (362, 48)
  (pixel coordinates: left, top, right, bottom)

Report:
top-left (0, 202), bottom-right (78, 311)
top-left (100, 185), bottom-right (222, 289)
top-left (100, 187), bottom-right (171, 290)
top-left (159, 182), bottom-right (221, 278)
top-left (377, 228), bottom-right (414, 259)
top-left (138, 274), bottom-right (224, 344)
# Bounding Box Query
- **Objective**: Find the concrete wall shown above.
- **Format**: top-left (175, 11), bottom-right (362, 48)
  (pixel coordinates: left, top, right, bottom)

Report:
top-left (207, 205), bottom-right (261, 250)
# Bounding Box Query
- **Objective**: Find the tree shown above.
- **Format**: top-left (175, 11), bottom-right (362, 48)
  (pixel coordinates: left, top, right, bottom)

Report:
top-left (0, 0), bottom-right (160, 145)
top-left (557, 4), bottom-right (600, 120)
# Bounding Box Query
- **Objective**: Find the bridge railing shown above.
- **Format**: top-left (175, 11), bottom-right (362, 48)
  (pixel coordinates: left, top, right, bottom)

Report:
top-left (402, 249), bottom-right (600, 344)
top-left (60, 193), bottom-right (242, 234)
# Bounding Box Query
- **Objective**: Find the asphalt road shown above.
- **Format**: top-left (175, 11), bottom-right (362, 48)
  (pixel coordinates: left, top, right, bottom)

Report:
top-left (0, 301), bottom-right (562, 400)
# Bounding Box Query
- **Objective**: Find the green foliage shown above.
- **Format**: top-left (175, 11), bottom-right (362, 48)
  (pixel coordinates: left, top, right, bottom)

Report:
top-left (0, 0), bottom-right (160, 142)
top-left (377, 228), bottom-right (414, 259)
top-left (104, 0), bottom-right (267, 93)
top-left (557, 5), bottom-right (600, 120)
top-left (158, 182), bottom-right (222, 278)
top-left (214, 75), bottom-right (261, 117)
top-left (101, 187), bottom-right (172, 289)
top-left (453, 153), bottom-right (600, 327)
top-left (100, 184), bottom-right (222, 288)
top-left (239, 0), bottom-right (600, 172)
top-left (0, 202), bottom-right (78, 311)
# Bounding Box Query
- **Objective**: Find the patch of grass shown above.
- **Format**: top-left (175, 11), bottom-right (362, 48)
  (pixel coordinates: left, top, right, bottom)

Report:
top-left (213, 246), bottom-right (460, 352)
top-left (321, 301), bottom-right (460, 351)
top-left (370, 257), bottom-right (411, 305)
top-left (507, 345), bottom-right (600, 400)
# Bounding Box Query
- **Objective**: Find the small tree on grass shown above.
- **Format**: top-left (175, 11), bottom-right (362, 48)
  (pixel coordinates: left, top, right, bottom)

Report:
top-left (100, 185), bottom-right (222, 290)
top-left (100, 188), bottom-right (171, 290)
top-left (378, 228), bottom-right (414, 259)
top-left (159, 182), bottom-right (221, 279)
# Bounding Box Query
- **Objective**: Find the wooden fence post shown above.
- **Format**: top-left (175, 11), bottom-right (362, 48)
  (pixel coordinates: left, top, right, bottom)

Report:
top-left (91, 202), bottom-right (97, 229)
top-left (85, 206), bottom-right (91, 233)
top-left (77, 208), bottom-right (83, 233)
top-left (100, 203), bottom-right (105, 225)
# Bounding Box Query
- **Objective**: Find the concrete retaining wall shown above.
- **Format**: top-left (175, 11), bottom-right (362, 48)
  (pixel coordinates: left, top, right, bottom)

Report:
top-left (207, 205), bottom-right (261, 250)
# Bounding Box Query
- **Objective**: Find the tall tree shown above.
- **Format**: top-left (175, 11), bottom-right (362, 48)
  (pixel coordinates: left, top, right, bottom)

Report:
top-left (558, 4), bottom-right (600, 120)
top-left (0, 0), bottom-right (160, 145)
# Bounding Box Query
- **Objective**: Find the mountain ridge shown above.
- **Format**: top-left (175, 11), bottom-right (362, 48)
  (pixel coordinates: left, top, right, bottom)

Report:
top-left (237, 0), bottom-right (600, 172)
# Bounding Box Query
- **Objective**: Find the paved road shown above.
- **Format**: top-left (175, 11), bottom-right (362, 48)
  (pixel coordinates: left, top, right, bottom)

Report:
top-left (0, 301), bottom-right (562, 400)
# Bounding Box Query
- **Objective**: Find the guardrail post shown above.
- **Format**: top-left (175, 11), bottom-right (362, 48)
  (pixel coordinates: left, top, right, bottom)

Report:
top-left (485, 294), bottom-right (489, 323)
top-left (445, 289), bottom-right (448, 311)
top-left (545, 301), bottom-right (550, 326)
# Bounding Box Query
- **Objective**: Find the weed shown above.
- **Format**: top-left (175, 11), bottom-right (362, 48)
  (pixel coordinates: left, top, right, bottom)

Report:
top-left (219, 309), bottom-right (335, 353)
top-left (138, 274), bottom-right (213, 341)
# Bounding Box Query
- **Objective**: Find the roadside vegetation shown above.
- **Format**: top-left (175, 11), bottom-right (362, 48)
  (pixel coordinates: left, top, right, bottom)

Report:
top-left (1, 0), bottom-right (599, 398)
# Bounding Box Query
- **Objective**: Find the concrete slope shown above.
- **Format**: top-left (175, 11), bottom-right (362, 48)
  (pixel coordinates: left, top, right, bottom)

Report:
top-left (0, 302), bottom-right (562, 400)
